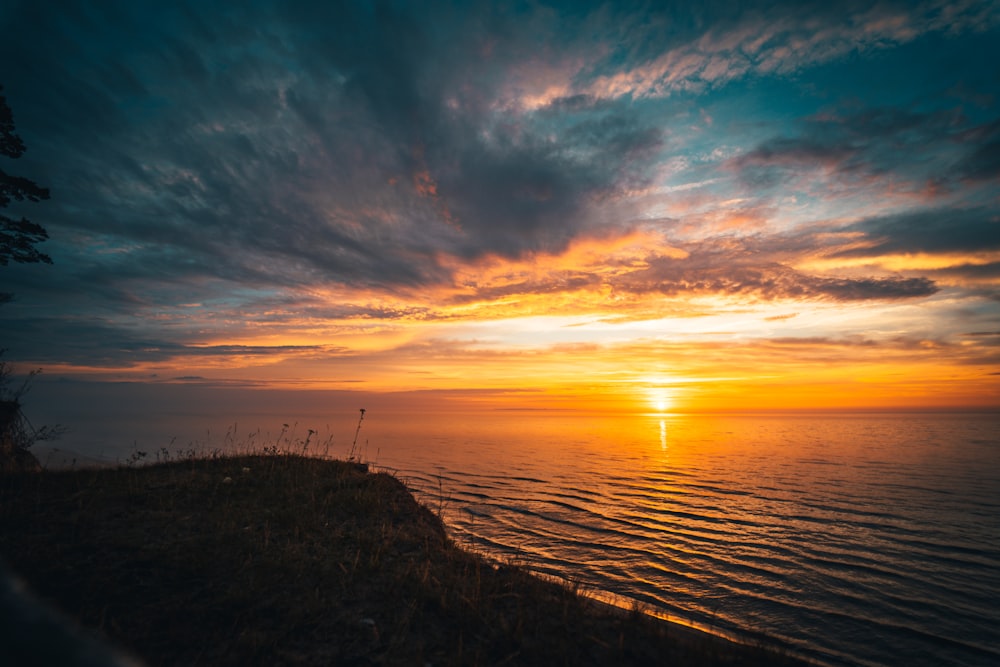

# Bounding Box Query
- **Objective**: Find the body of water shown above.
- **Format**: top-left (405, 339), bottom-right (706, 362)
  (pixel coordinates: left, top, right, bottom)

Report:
top-left (32, 393), bottom-right (1000, 666)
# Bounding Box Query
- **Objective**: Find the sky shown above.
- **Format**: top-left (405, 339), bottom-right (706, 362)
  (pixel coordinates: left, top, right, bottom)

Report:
top-left (1, 0), bottom-right (999, 414)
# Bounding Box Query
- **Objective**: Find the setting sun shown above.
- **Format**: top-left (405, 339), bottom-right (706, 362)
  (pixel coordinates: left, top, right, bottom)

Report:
top-left (647, 388), bottom-right (676, 414)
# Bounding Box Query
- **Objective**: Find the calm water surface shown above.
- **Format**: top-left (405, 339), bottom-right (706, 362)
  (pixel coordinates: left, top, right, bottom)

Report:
top-left (40, 405), bottom-right (1000, 667)
top-left (368, 411), bottom-right (1000, 667)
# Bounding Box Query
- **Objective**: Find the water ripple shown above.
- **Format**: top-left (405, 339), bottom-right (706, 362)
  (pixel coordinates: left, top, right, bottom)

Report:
top-left (395, 413), bottom-right (1000, 667)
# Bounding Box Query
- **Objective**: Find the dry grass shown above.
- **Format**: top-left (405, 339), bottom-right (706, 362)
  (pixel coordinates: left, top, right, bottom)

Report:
top-left (0, 453), bottom-right (807, 666)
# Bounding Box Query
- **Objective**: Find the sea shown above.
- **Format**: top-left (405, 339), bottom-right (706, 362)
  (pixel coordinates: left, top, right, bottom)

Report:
top-left (28, 385), bottom-right (1000, 667)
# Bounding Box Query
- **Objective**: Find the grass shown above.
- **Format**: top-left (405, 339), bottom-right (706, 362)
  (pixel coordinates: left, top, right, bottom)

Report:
top-left (0, 451), bottom-right (808, 666)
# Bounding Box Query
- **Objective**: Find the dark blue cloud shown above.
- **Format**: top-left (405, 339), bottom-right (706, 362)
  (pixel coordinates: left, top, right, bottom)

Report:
top-left (729, 105), bottom-right (1000, 196)
top-left (1, 0), bottom-right (669, 295)
top-left (838, 208), bottom-right (1000, 257)
top-left (0, 310), bottom-right (336, 367)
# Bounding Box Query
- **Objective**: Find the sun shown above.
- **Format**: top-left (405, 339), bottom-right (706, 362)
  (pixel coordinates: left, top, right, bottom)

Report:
top-left (647, 388), bottom-right (675, 414)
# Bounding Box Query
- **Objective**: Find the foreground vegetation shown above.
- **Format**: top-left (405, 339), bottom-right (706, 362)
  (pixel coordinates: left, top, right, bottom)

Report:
top-left (1, 453), bottom-right (806, 666)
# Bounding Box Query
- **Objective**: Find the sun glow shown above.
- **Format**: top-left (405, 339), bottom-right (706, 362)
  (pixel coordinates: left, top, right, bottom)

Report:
top-left (28, 226), bottom-right (997, 413)
top-left (648, 388), bottom-right (676, 414)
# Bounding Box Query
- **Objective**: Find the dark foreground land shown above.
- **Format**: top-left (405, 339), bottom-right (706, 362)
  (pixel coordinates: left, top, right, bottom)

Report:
top-left (0, 454), bottom-right (808, 666)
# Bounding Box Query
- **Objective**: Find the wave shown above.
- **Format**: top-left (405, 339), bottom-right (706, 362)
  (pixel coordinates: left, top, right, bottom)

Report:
top-left (393, 414), bottom-right (1000, 667)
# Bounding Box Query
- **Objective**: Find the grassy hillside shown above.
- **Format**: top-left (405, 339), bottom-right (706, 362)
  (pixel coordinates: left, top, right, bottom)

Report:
top-left (0, 453), bottom-right (806, 666)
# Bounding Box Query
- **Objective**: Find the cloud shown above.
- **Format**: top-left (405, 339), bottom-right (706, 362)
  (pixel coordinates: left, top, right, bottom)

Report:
top-left (951, 119), bottom-right (1000, 183)
top-left (0, 0), bottom-right (996, 394)
top-left (437, 113), bottom-right (663, 258)
top-left (837, 208), bottom-right (1000, 257)
top-left (611, 251), bottom-right (938, 301)
top-left (0, 313), bottom-right (337, 367)
top-left (0, 0), bottom-right (673, 304)
top-left (3, 0), bottom-right (994, 305)
top-left (578, 0), bottom-right (999, 99)
top-left (433, 227), bottom-right (943, 309)
top-left (726, 105), bottom-right (1000, 199)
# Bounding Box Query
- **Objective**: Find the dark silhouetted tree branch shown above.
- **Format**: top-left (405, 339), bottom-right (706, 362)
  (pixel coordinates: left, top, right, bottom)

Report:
top-left (0, 85), bottom-right (51, 270)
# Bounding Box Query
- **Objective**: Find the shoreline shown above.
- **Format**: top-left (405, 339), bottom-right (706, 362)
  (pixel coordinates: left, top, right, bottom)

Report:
top-left (1, 453), bottom-right (811, 665)
top-left (487, 563), bottom-right (813, 665)
top-left (434, 536), bottom-right (790, 653)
